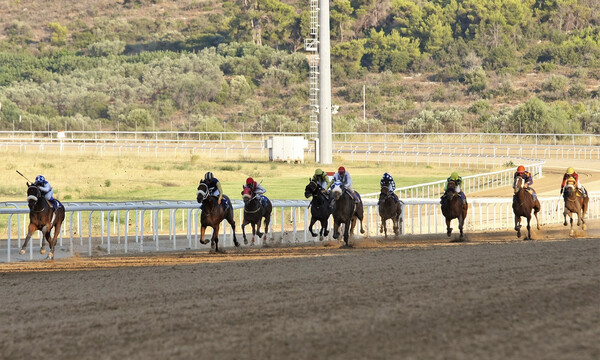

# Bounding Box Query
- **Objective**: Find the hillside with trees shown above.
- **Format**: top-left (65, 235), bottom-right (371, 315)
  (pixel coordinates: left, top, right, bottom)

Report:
top-left (0, 0), bottom-right (599, 134)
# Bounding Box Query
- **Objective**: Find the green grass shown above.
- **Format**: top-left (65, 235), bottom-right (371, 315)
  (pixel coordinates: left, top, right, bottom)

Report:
top-left (0, 150), bottom-right (481, 202)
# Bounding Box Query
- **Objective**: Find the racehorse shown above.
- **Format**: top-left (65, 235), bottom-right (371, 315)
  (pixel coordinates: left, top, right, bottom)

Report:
top-left (330, 182), bottom-right (365, 246)
top-left (512, 176), bottom-right (541, 240)
top-left (440, 181), bottom-right (468, 242)
top-left (241, 186), bottom-right (272, 245)
top-left (20, 185), bottom-right (65, 259)
top-left (378, 186), bottom-right (403, 238)
top-left (304, 180), bottom-right (331, 240)
top-left (196, 183), bottom-right (239, 252)
top-left (563, 181), bottom-right (589, 236)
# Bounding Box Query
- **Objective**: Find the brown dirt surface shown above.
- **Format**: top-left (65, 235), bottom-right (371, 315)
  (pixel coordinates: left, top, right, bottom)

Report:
top-left (1, 220), bottom-right (599, 360)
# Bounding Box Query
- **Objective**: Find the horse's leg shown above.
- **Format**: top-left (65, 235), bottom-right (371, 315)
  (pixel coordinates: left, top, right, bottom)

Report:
top-left (308, 217), bottom-right (318, 237)
top-left (332, 219), bottom-right (340, 240)
top-left (20, 223), bottom-right (37, 255)
top-left (563, 208), bottom-right (568, 226)
top-left (533, 202), bottom-right (541, 230)
top-left (525, 215), bottom-right (532, 240)
top-left (250, 222), bottom-right (256, 245)
top-left (322, 218), bottom-right (329, 237)
top-left (200, 226), bottom-right (209, 245)
top-left (569, 215), bottom-right (575, 237)
top-left (43, 230), bottom-right (52, 258)
top-left (458, 215), bottom-right (464, 240)
top-left (514, 215), bottom-right (521, 238)
top-left (263, 215), bottom-right (271, 241)
top-left (446, 217), bottom-right (452, 237)
top-left (211, 224), bottom-right (220, 252)
top-left (242, 218), bottom-right (249, 245)
top-left (344, 221), bottom-right (351, 246)
top-left (49, 219), bottom-right (63, 260)
top-left (256, 217), bottom-right (264, 238)
top-left (381, 219), bottom-right (387, 238)
top-left (228, 215), bottom-right (239, 248)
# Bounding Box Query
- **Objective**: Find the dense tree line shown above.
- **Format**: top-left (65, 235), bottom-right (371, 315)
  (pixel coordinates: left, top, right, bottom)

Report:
top-left (0, 0), bottom-right (599, 134)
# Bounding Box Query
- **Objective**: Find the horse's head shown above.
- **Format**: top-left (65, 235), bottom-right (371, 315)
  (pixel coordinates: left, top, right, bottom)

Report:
top-left (196, 182), bottom-right (209, 203)
top-left (304, 180), bottom-right (318, 198)
top-left (26, 185), bottom-right (41, 209)
top-left (241, 186), bottom-right (254, 204)
top-left (564, 183), bottom-right (576, 197)
top-left (331, 180), bottom-right (344, 200)
top-left (513, 177), bottom-right (524, 194)
top-left (446, 180), bottom-right (457, 193)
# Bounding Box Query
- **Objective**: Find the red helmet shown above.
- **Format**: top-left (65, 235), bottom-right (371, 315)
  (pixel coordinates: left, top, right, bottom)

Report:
top-left (246, 177), bottom-right (254, 185)
top-left (517, 165), bottom-right (525, 173)
top-left (338, 166), bottom-right (345, 174)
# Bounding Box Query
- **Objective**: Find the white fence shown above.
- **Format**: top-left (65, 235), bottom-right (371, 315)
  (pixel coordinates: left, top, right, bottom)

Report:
top-left (2, 193), bottom-right (598, 263)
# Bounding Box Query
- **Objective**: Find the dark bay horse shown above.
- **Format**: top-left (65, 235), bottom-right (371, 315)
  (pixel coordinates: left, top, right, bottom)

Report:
top-left (440, 181), bottom-right (468, 242)
top-left (330, 182), bottom-right (365, 246)
top-left (304, 180), bottom-right (331, 240)
top-left (21, 185), bottom-right (65, 259)
top-left (196, 183), bottom-right (239, 252)
top-left (512, 177), bottom-right (541, 240)
top-left (241, 186), bottom-right (272, 245)
top-left (378, 186), bottom-right (403, 238)
top-left (563, 182), bottom-right (589, 236)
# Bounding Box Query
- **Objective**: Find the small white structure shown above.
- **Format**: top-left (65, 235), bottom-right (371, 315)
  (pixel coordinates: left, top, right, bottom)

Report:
top-left (265, 136), bottom-right (309, 163)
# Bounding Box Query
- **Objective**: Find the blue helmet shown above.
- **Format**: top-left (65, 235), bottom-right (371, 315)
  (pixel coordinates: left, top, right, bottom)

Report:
top-left (383, 172), bottom-right (392, 180)
top-left (35, 175), bottom-right (45, 183)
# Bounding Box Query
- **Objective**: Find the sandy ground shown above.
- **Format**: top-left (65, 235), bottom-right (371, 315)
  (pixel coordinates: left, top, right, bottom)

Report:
top-left (1, 219), bottom-right (599, 360)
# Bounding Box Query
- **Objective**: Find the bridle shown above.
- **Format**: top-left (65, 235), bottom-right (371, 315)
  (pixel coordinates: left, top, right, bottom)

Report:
top-left (27, 186), bottom-right (45, 213)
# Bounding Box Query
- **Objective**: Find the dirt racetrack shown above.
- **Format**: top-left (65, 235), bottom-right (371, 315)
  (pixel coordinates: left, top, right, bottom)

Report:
top-left (1, 219), bottom-right (598, 360)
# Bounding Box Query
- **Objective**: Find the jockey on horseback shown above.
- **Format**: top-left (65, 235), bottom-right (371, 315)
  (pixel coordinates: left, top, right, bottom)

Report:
top-left (200, 172), bottom-right (229, 210)
top-left (312, 168), bottom-right (331, 191)
top-left (514, 165), bottom-right (537, 200)
top-left (560, 167), bottom-right (588, 198)
top-left (331, 166), bottom-right (360, 203)
top-left (440, 172), bottom-right (466, 204)
top-left (33, 175), bottom-right (60, 209)
top-left (379, 172), bottom-right (399, 203)
top-left (244, 177), bottom-right (267, 204)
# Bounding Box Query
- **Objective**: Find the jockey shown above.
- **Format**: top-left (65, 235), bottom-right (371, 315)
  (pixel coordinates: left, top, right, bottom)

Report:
top-left (380, 172), bottom-right (399, 203)
top-left (312, 168), bottom-right (331, 190)
top-left (244, 177), bottom-right (266, 197)
top-left (331, 166), bottom-right (359, 203)
top-left (200, 172), bottom-right (228, 209)
top-left (514, 165), bottom-right (537, 199)
top-left (33, 175), bottom-right (59, 209)
top-left (560, 167), bottom-right (588, 198)
top-left (441, 171), bottom-right (466, 203)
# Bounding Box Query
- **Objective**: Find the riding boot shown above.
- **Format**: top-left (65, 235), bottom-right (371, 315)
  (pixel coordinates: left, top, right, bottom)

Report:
top-left (51, 198), bottom-right (59, 209)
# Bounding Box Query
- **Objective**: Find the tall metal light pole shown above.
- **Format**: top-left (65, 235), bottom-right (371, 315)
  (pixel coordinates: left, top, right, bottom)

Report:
top-left (318, 0), bottom-right (333, 164)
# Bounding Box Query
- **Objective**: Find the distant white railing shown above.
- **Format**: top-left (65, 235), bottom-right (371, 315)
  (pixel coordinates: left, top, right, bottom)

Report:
top-left (2, 193), bottom-right (598, 263)
top-left (362, 161), bottom-right (545, 200)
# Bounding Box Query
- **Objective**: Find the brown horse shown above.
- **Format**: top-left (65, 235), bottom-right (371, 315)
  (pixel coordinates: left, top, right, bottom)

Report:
top-left (20, 185), bottom-right (65, 259)
top-left (241, 186), bottom-right (272, 245)
top-left (378, 186), bottom-right (403, 238)
top-left (512, 176), bottom-right (541, 240)
top-left (563, 182), bottom-right (589, 236)
top-left (440, 181), bottom-right (468, 242)
top-left (330, 182), bottom-right (365, 247)
top-left (304, 180), bottom-right (331, 240)
top-left (196, 183), bottom-right (239, 252)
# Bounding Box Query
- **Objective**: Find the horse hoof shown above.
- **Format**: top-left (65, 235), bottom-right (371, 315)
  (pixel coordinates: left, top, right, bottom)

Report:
top-left (360, 229), bottom-right (365, 234)
top-left (200, 239), bottom-right (209, 245)
top-left (516, 231), bottom-right (521, 238)
top-left (40, 249), bottom-right (46, 255)
top-left (569, 230), bottom-right (574, 237)
top-left (582, 224), bottom-right (587, 231)
top-left (244, 239), bottom-right (248, 245)
top-left (47, 253), bottom-right (54, 260)
top-left (563, 222), bottom-right (567, 226)
top-left (234, 241), bottom-right (240, 248)
top-left (19, 249), bottom-right (25, 255)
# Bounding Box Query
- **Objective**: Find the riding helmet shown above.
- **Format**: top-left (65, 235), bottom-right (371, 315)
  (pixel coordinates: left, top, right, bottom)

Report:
top-left (246, 177), bottom-right (254, 185)
top-left (35, 175), bottom-right (45, 183)
top-left (517, 165), bottom-right (525, 173)
top-left (338, 166), bottom-right (345, 174)
top-left (383, 172), bottom-right (391, 179)
top-left (450, 172), bottom-right (459, 180)
top-left (314, 168), bottom-right (323, 176)
top-left (566, 167), bottom-right (575, 175)
top-left (204, 172), bottom-right (214, 181)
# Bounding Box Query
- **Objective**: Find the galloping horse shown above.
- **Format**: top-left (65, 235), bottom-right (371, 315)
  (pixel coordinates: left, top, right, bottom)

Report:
top-left (330, 182), bottom-right (365, 246)
top-left (563, 181), bottom-right (589, 236)
top-left (440, 181), bottom-right (468, 241)
top-left (196, 183), bottom-right (239, 252)
top-left (20, 185), bottom-right (65, 259)
top-left (304, 180), bottom-right (331, 240)
top-left (378, 186), bottom-right (403, 238)
top-left (241, 186), bottom-right (272, 245)
top-left (512, 176), bottom-right (541, 240)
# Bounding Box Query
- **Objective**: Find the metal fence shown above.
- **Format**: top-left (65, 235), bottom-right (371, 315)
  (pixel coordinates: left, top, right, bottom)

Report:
top-left (2, 193), bottom-right (598, 263)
